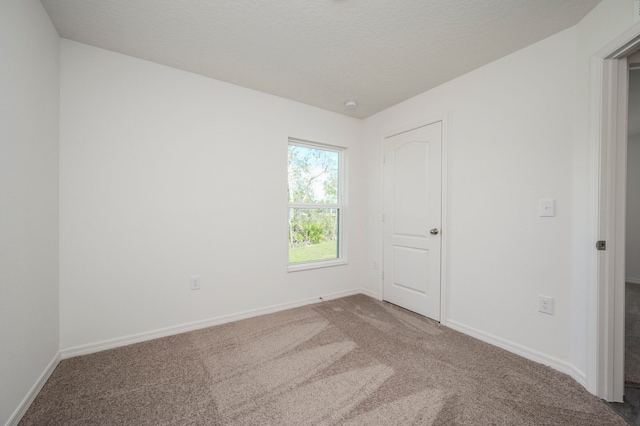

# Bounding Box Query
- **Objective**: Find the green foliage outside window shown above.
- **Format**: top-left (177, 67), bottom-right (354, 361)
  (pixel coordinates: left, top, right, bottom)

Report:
top-left (288, 143), bottom-right (342, 264)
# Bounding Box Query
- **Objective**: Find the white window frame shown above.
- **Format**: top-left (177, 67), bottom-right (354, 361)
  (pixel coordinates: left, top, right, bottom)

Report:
top-left (287, 139), bottom-right (347, 272)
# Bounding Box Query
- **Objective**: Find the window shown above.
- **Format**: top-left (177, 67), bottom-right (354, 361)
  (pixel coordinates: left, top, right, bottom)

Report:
top-left (288, 140), bottom-right (345, 269)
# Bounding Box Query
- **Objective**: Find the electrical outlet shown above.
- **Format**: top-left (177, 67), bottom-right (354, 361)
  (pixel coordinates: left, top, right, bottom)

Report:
top-left (538, 295), bottom-right (553, 315)
top-left (190, 276), bottom-right (201, 290)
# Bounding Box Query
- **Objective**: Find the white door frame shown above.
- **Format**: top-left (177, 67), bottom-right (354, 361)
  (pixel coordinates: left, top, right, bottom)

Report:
top-left (589, 25), bottom-right (640, 402)
top-left (378, 116), bottom-right (448, 324)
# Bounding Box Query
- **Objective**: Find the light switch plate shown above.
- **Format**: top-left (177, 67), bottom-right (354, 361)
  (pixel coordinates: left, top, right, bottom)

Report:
top-left (539, 199), bottom-right (555, 217)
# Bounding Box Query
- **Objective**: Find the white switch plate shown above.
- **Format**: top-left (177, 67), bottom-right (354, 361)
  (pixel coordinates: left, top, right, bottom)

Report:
top-left (539, 199), bottom-right (555, 217)
top-left (538, 295), bottom-right (553, 315)
top-left (190, 276), bottom-right (201, 290)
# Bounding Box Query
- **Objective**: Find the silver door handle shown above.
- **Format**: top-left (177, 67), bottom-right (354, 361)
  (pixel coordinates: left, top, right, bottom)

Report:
top-left (430, 228), bottom-right (439, 235)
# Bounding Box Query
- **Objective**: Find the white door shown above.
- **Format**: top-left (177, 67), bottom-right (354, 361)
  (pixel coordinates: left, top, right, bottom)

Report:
top-left (383, 122), bottom-right (442, 320)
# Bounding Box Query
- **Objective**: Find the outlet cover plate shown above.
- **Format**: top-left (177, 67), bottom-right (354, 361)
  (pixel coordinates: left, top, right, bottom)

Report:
top-left (538, 295), bottom-right (553, 315)
top-left (190, 276), bottom-right (201, 290)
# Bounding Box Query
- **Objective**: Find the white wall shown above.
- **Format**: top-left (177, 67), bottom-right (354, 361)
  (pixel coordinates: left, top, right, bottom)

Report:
top-left (627, 136), bottom-right (640, 283)
top-left (0, 1), bottom-right (60, 424)
top-left (59, 40), bottom-right (365, 350)
top-left (364, 27), bottom-right (578, 374)
top-left (363, 0), bottom-right (636, 388)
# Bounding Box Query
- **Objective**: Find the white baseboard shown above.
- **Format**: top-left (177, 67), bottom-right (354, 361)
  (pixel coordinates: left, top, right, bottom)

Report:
top-left (627, 277), bottom-right (640, 285)
top-left (446, 319), bottom-right (587, 389)
top-left (60, 288), bottom-right (364, 359)
top-left (6, 351), bottom-right (60, 426)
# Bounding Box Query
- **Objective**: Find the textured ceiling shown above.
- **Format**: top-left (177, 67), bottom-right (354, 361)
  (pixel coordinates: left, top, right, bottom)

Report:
top-left (40, 0), bottom-right (601, 118)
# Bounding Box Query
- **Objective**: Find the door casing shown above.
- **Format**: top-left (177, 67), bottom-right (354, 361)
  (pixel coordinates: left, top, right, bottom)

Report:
top-left (590, 25), bottom-right (640, 402)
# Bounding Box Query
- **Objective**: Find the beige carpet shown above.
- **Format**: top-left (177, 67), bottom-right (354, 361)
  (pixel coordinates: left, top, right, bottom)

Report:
top-left (20, 295), bottom-right (625, 425)
top-left (627, 283), bottom-right (640, 385)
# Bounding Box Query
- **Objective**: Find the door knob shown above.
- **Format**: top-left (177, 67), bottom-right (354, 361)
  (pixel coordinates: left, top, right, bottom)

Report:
top-left (430, 228), bottom-right (439, 235)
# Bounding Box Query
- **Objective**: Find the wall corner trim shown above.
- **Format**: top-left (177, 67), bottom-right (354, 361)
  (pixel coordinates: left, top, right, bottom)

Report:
top-left (446, 319), bottom-right (587, 389)
top-left (6, 351), bottom-right (60, 426)
top-left (359, 288), bottom-right (380, 300)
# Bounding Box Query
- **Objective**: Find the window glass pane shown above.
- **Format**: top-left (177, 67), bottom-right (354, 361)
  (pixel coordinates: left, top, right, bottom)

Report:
top-left (288, 145), bottom-right (339, 204)
top-left (288, 208), bottom-right (339, 263)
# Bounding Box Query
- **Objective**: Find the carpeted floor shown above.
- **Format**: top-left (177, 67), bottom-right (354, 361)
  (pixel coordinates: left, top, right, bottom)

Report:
top-left (20, 294), bottom-right (626, 425)
top-left (627, 283), bottom-right (640, 385)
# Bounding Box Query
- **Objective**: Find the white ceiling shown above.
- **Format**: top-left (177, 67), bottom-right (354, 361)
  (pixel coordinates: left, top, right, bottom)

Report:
top-left (40, 0), bottom-right (601, 119)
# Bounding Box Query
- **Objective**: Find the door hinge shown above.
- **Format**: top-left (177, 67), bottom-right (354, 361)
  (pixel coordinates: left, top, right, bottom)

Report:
top-left (383, 155), bottom-right (386, 164)
top-left (382, 213), bottom-right (385, 222)
top-left (382, 271), bottom-right (384, 280)
top-left (596, 240), bottom-right (606, 251)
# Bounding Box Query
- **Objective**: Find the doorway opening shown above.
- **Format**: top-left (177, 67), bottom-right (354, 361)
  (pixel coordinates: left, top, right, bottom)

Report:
top-left (622, 54), bottom-right (640, 406)
top-left (592, 27), bottom-right (640, 403)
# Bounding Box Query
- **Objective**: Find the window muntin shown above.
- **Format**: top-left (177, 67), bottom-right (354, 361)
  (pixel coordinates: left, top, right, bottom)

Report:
top-left (288, 141), bottom-right (344, 267)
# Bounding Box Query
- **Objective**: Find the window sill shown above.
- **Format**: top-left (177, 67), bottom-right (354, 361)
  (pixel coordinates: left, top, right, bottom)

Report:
top-left (287, 259), bottom-right (348, 272)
